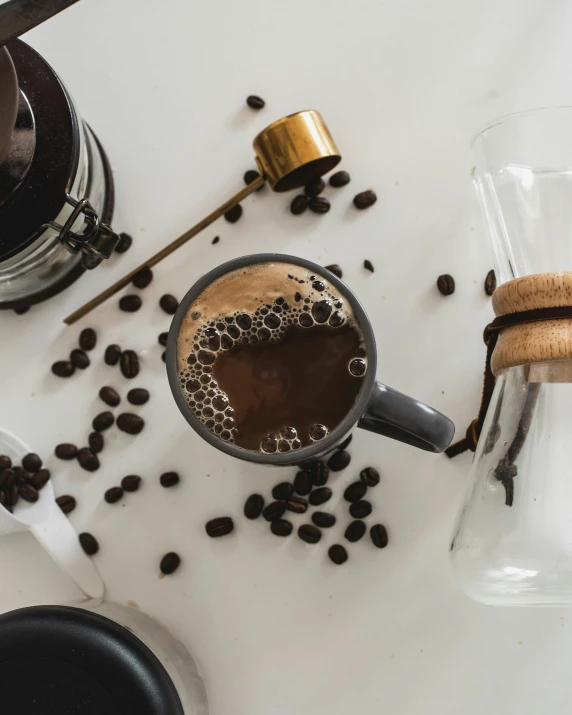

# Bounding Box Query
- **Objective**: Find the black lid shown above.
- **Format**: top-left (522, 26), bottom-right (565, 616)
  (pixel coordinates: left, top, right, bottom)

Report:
top-left (0, 606), bottom-right (184, 715)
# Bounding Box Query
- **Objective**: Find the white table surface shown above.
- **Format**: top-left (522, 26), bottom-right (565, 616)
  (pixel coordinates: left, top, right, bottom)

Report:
top-left (2, 0), bottom-right (572, 713)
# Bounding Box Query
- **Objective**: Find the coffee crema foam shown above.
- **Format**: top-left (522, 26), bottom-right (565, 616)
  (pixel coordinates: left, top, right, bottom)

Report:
top-left (176, 262), bottom-right (367, 452)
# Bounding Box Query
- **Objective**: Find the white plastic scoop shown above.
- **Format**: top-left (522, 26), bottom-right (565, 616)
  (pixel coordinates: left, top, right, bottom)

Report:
top-left (0, 429), bottom-right (104, 598)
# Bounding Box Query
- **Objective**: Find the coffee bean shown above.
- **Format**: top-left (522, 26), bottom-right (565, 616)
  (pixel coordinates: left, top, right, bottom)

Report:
top-left (329, 170), bottom-right (351, 188)
top-left (224, 204), bottom-right (243, 223)
top-left (350, 500), bottom-right (372, 518)
top-left (293, 470), bottom-right (312, 496)
top-left (308, 196), bottom-right (330, 214)
top-left (104, 344), bottom-right (122, 366)
top-left (304, 177), bottom-right (325, 198)
top-left (18, 483), bottom-right (39, 503)
top-left (52, 361), bottom-right (75, 378)
top-left (262, 501), bottom-right (286, 521)
top-left (56, 495), bottom-right (76, 514)
top-left (159, 294), bottom-right (179, 315)
top-left (243, 169), bottom-right (264, 190)
top-left (115, 232), bottom-right (132, 253)
top-left (206, 516), bottom-right (234, 537)
top-left (337, 434), bottom-right (353, 450)
top-left (117, 413), bottom-right (144, 435)
top-left (312, 511), bottom-right (336, 528)
top-left (14, 305), bottom-right (29, 315)
top-left (370, 523), bottom-right (388, 548)
top-left (244, 493), bottom-right (265, 519)
top-left (272, 482), bottom-right (294, 500)
top-left (290, 194), bottom-right (308, 215)
top-left (363, 259), bottom-right (374, 273)
top-left (7, 485), bottom-right (18, 507)
top-left (437, 274), bottom-right (455, 296)
top-left (345, 520), bottom-right (366, 543)
top-left (70, 349), bottom-right (90, 369)
top-left (211, 236), bottom-right (220, 244)
top-left (77, 448), bottom-right (100, 472)
top-left (0, 468), bottom-right (15, 489)
top-left (120, 350), bottom-right (139, 378)
top-left (325, 264), bottom-right (343, 279)
top-left (160, 471), bottom-right (179, 488)
top-left (246, 94), bottom-right (265, 109)
top-left (360, 467), bottom-right (380, 487)
top-left (161, 351), bottom-right (166, 363)
top-left (14, 466), bottom-right (30, 485)
top-left (22, 453), bottom-right (42, 473)
top-left (328, 544), bottom-right (348, 565)
top-left (121, 475), bottom-right (142, 492)
top-left (127, 388), bottom-right (149, 405)
top-left (92, 411), bottom-right (115, 432)
top-left (309, 487), bottom-right (332, 506)
top-left (298, 524), bottom-right (322, 544)
top-left (55, 443), bottom-right (77, 460)
top-left (99, 386), bottom-right (121, 407)
top-left (328, 450), bottom-right (351, 472)
top-left (158, 332), bottom-right (168, 347)
top-left (285, 497), bottom-right (308, 514)
top-left (485, 269), bottom-right (497, 296)
top-left (353, 190), bottom-right (377, 209)
top-left (160, 552), bottom-right (181, 575)
top-left (79, 532), bottom-right (99, 555)
top-left (79, 328), bottom-right (97, 351)
top-left (119, 295), bottom-right (142, 312)
top-left (344, 481), bottom-right (367, 502)
top-left (270, 519), bottom-right (292, 537)
top-left (302, 460), bottom-right (329, 486)
top-left (88, 432), bottom-right (104, 454)
top-left (105, 486), bottom-right (123, 504)
top-left (31, 469), bottom-right (50, 490)
top-left (0, 456), bottom-right (11, 470)
top-left (132, 266), bottom-right (153, 289)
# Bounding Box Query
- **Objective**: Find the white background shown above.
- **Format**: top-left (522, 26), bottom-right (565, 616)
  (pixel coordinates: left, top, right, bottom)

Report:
top-left (1, 1), bottom-right (572, 713)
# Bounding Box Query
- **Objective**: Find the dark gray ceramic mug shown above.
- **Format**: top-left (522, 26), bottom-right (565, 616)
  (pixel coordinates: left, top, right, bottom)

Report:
top-left (166, 254), bottom-right (455, 465)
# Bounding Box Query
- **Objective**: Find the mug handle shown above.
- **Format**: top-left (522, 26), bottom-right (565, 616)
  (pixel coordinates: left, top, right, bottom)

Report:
top-left (358, 382), bottom-right (455, 453)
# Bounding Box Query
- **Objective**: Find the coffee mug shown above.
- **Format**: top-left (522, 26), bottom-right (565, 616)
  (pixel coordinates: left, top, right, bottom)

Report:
top-left (166, 254), bottom-right (454, 465)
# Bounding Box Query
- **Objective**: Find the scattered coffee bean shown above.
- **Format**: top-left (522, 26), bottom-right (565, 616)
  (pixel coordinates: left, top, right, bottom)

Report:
top-left (119, 295), bottom-right (142, 313)
top-left (132, 266), bottom-right (153, 289)
top-left (127, 388), bottom-right (150, 405)
top-left (160, 471), bottom-right (179, 488)
top-left (56, 495), bottom-right (76, 514)
top-left (211, 236), bottom-right (220, 244)
top-left (309, 487), bottom-right (332, 506)
top-left (485, 269), bottom-right (497, 296)
top-left (328, 544), bottom-right (348, 565)
top-left (99, 386), bottom-right (121, 407)
top-left (0, 468), bottom-right (15, 489)
top-left (325, 264), bottom-right (343, 279)
top-left (290, 194), bottom-right (308, 215)
top-left (117, 412), bottom-right (144, 435)
top-left (161, 350), bottom-right (166, 363)
top-left (70, 349), bottom-right (90, 369)
top-left (303, 460), bottom-right (329, 486)
top-left (344, 482), bottom-right (367, 502)
top-left (293, 470), bottom-right (312, 496)
top-left (337, 434), bottom-right (353, 450)
top-left (18, 483), bottom-right (39, 503)
top-left (304, 177), bottom-right (325, 197)
top-left (329, 170), bottom-right (351, 188)
top-left (79, 532), bottom-right (99, 555)
top-left (22, 453), bottom-right (41, 473)
top-left (224, 204), bottom-right (243, 223)
top-left (308, 196), bottom-right (330, 214)
top-left (312, 511), bottom-right (336, 528)
top-left (115, 232), bottom-right (132, 253)
top-left (360, 467), bottom-right (380, 487)
top-left (270, 519), bottom-right (292, 537)
top-left (13, 466), bottom-right (30, 485)
top-left (272, 482), bottom-right (294, 501)
top-left (77, 448), bottom-right (100, 472)
top-left (55, 443), bottom-right (77, 460)
top-left (298, 524), bottom-right (322, 544)
top-left (159, 294), bottom-right (179, 315)
top-left (120, 350), bottom-right (140, 379)
top-left (158, 332), bottom-right (168, 347)
top-left (51, 361), bottom-right (75, 378)
top-left (363, 259), bottom-right (374, 273)
top-left (160, 552), bottom-right (181, 575)
top-left (0, 456), bottom-right (11, 470)
top-left (246, 95), bottom-right (265, 109)
top-left (262, 501), bottom-right (286, 521)
top-left (370, 523), bottom-right (388, 548)
top-left (328, 450), bottom-right (351, 472)
top-left (345, 520), bottom-right (366, 543)
top-left (243, 169), bottom-right (264, 190)
top-left (105, 486), bottom-right (123, 504)
top-left (437, 274), bottom-right (455, 296)
top-left (285, 497), bottom-right (308, 514)
top-left (79, 328), bottom-right (97, 351)
top-left (353, 190), bottom-right (377, 209)
top-left (350, 500), bottom-right (372, 519)
top-left (13, 305), bottom-right (29, 315)
top-left (244, 493), bottom-right (265, 519)
top-left (31, 469), bottom-right (50, 490)
top-left (104, 344), bottom-right (122, 366)
top-left (92, 411), bottom-right (115, 432)
top-left (206, 516), bottom-right (234, 537)
top-left (121, 475), bottom-right (142, 492)
top-left (7, 484), bottom-right (18, 507)
top-left (88, 432), bottom-right (104, 454)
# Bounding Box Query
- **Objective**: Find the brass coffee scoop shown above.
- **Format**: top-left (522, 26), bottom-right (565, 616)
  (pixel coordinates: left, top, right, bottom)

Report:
top-left (64, 109), bottom-right (341, 324)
